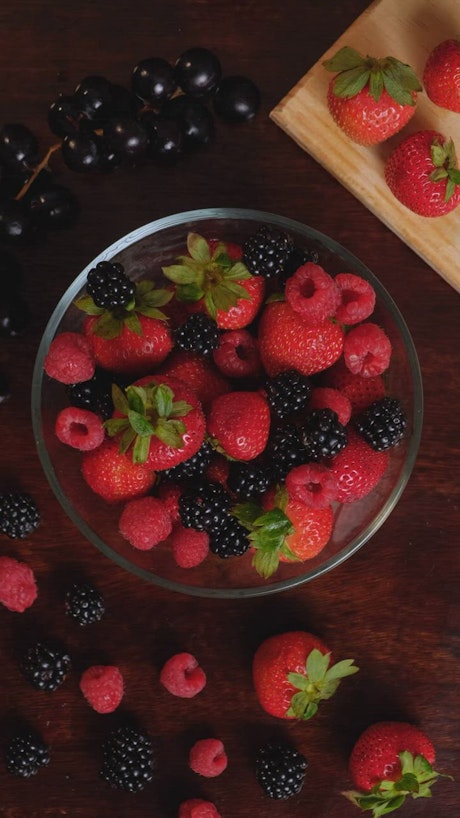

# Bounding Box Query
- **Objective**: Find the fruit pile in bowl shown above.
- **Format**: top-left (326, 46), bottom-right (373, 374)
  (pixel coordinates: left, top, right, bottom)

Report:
top-left (32, 208), bottom-right (423, 597)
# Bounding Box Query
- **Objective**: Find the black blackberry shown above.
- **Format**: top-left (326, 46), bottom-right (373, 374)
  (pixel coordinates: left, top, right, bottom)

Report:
top-left (227, 460), bottom-right (272, 499)
top-left (0, 491), bottom-right (40, 539)
top-left (301, 409), bottom-right (347, 460)
top-left (65, 582), bottom-right (105, 625)
top-left (86, 260), bottom-right (135, 309)
top-left (242, 225), bottom-right (294, 279)
top-left (178, 480), bottom-right (232, 531)
top-left (279, 244), bottom-right (320, 285)
top-left (265, 424), bottom-right (309, 481)
top-left (265, 370), bottom-right (312, 419)
top-left (174, 313), bottom-right (220, 356)
top-left (66, 368), bottom-right (114, 420)
top-left (100, 726), bottom-right (154, 792)
top-left (5, 732), bottom-right (50, 778)
top-left (355, 397), bottom-right (408, 451)
top-left (255, 742), bottom-right (308, 799)
top-left (162, 440), bottom-right (213, 481)
top-left (20, 641), bottom-right (71, 692)
top-left (208, 512), bottom-right (250, 558)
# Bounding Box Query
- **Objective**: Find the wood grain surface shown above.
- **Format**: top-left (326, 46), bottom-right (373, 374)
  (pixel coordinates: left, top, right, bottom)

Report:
top-left (271, 0), bottom-right (460, 292)
top-left (0, 1), bottom-right (459, 817)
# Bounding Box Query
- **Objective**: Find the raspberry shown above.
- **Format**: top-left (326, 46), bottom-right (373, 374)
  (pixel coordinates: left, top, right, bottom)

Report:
top-left (330, 429), bottom-right (389, 503)
top-left (212, 329), bottom-right (262, 378)
top-left (160, 652), bottom-right (206, 697)
top-left (44, 331), bottom-right (95, 384)
top-left (285, 263), bottom-right (341, 323)
top-left (309, 386), bottom-right (352, 426)
top-left (119, 496), bottom-right (172, 550)
top-left (55, 406), bottom-right (105, 451)
top-left (343, 323), bottom-right (392, 377)
top-left (189, 738), bottom-right (228, 777)
top-left (285, 463), bottom-right (339, 509)
top-left (157, 481), bottom-right (182, 524)
top-left (179, 799), bottom-right (221, 818)
top-left (171, 525), bottom-right (210, 568)
top-left (322, 359), bottom-right (386, 413)
top-left (0, 556), bottom-right (37, 612)
top-left (334, 273), bottom-right (376, 325)
top-left (80, 665), bottom-right (124, 713)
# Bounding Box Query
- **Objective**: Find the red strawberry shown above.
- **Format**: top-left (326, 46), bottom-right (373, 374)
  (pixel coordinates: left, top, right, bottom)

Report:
top-left (157, 349), bottom-right (231, 406)
top-left (323, 46), bottom-right (421, 145)
top-left (423, 37), bottom-right (460, 113)
top-left (207, 390), bottom-right (270, 461)
top-left (330, 429), bottom-right (389, 503)
top-left (81, 437), bottom-right (156, 502)
top-left (252, 631), bottom-right (358, 720)
top-left (385, 130), bottom-right (460, 217)
top-left (343, 721), bottom-right (447, 816)
top-left (83, 312), bottom-right (173, 376)
top-left (321, 359), bottom-right (386, 413)
top-left (258, 301), bottom-right (344, 377)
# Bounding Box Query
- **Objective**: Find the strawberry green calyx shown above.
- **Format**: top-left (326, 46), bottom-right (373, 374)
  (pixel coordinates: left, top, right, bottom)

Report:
top-left (323, 46), bottom-right (421, 106)
top-left (75, 279), bottom-right (173, 340)
top-left (233, 498), bottom-right (296, 578)
top-left (286, 648), bottom-right (358, 720)
top-left (343, 752), bottom-right (449, 817)
top-left (105, 382), bottom-right (192, 464)
top-left (161, 232), bottom-right (252, 320)
top-left (429, 138), bottom-right (460, 202)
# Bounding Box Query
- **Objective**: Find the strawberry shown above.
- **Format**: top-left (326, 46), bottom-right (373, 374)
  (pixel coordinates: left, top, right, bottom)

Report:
top-left (343, 721), bottom-right (448, 816)
top-left (323, 46), bottom-right (421, 145)
top-left (207, 390), bottom-right (271, 461)
top-left (161, 233), bottom-right (265, 329)
top-left (321, 359), bottom-right (386, 413)
top-left (385, 130), bottom-right (460, 217)
top-left (252, 631), bottom-right (358, 720)
top-left (81, 437), bottom-right (156, 502)
top-left (258, 301), bottom-right (344, 377)
top-left (105, 374), bottom-right (205, 470)
top-left (330, 429), bottom-right (389, 503)
top-left (156, 349), bottom-right (231, 406)
top-left (423, 37), bottom-right (460, 113)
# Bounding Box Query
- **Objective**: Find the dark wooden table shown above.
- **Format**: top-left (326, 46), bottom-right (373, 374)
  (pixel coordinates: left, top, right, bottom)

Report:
top-left (1, 1), bottom-right (458, 816)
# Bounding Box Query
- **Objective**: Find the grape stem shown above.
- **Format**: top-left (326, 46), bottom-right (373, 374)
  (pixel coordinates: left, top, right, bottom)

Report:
top-left (14, 143), bottom-right (62, 201)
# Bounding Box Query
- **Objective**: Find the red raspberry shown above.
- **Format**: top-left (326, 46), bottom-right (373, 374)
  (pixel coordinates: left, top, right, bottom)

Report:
top-left (205, 455), bottom-right (230, 489)
top-left (309, 386), bottom-right (352, 426)
top-left (343, 323), bottom-right (392, 377)
top-left (171, 525), bottom-right (210, 568)
top-left (79, 665), bottom-right (124, 713)
top-left (212, 329), bottom-right (262, 378)
top-left (44, 332), bottom-right (95, 384)
top-left (157, 481), bottom-right (182, 524)
top-left (55, 407), bottom-right (105, 451)
top-left (0, 556), bottom-right (37, 612)
top-left (285, 463), bottom-right (339, 509)
top-left (160, 652), bottom-right (207, 698)
top-left (179, 800), bottom-right (221, 818)
top-left (119, 496), bottom-right (172, 550)
top-left (321, 359), bottom-right (386, 413)
top-left (285, 263), bottom-right (341, 324)
top-left (189, 738), bottom-right (228, 777)
top-left (334, 273), bottom-right (376, 325)
top-left (330, 429), bottom-right (389, 503)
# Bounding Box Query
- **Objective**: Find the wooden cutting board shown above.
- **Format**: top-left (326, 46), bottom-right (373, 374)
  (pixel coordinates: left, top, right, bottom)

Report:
top-left (270, 0), bottom-right (460, 292)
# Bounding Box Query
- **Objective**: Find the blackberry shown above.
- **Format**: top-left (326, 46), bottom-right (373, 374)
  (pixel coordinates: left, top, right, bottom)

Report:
top-left (66, 368), bottom-right (115, 420)
top-left (86, 260), bottom-right (135, 309)
top-left (355, 397), bottom-right (408, 451)
top-left (174, 313), bottom-right (220, 356)
top-left (178, 480), bottom-right (231, 531)
top-left (20, 641), bottom-right (71, 692)
top-left (265, 424), bottom-right (309, 481)
top-left (100, 726), bottom-right (154, 792)
top-left (65, 581), bottom-right (105, 625)
top-left (5, 732), bottom-right (50, 778)
top-left (255, 742), bottom-right (308, 799)
top-left (227, 460), bottom-right (272, 499)
top-left (208, 512), bottom-right (250, 558)
top-left (242, 225), bottom-right (294, 279)
top-left (0, 491), bottom-right (40, 539)
top-left (301, 409), bottom-right (347, 460)
top-left (265, 370), bottom-right (312, 419)
top-left (280, 244), bottom-right (320, 284)
top-left (162, 440), bottom-right (213, 481)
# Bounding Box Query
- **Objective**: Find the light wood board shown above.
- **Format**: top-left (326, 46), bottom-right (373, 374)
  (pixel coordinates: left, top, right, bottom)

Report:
top-left (271, 0), bottom-right (460, 292)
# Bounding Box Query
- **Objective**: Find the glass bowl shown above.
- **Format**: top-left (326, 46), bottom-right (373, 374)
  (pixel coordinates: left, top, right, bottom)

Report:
top-left (31, 208), bottom-right (423, 598)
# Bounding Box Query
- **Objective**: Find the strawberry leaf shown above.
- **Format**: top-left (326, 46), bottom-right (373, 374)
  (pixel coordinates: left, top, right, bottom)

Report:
top-left (232, 501), bottom-right (263, 528)
top-left (369, 68), bottom-right (384, 102)
top-left (323, 46), bottom-right (365, 73)
top-left (112, 383), bottom-right (130, 414)
top-left (152, 384), bottom-right (174, 418)
top-left (176, 283), bottom-right (205, 302)
top-left (187, 232), bottom-right (211, 263)
top-left (154, 417), bottom-right (186, 448)
top-left (223, 261), bottom-right (252, 281)
top-left (74, 294), bottom-right (105, 315)
top-left (104, 417), bottom-right (129, 437)
top-left (332, 66), bottom-right (371, 98)
top-left (169, 400), bottom-right (193, 418)
top-left (118, 426), bottom-right (136, 454)
top-left (93, 312), bottom-right (124, 340)
top-left (161, 263), bottom-right (200, 285)
top-left (128, 410), bottom-right (154, 437)
top-left (133, 434), bottom-right (150, 464)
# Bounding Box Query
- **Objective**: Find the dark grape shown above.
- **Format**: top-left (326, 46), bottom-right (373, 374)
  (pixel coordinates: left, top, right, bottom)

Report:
top-left (161, 95), bottom-right (214, 148)
top-left (109, 84), bottom-right (144, 118)
top-left (27, 184), bottom-right (79, 229)
top-left (149, 118), bottom-right (184, 162)
top-left (102, 117), bottom-right (149, 161)
top-left (132, 57), bottom-right (177, 104)
top-left (61, 133), bottom-right (101, 172)
top-left (73, 75), bottom-right (114, 123)
top-left (0, 200), bottom-right (35, 244)
top-left (0, 124), bottom-right (39, 172)
top-left (0, 292), bottom-right (31, 337)
top-left (47, 95), bottom-right (81, 138)
top-left (174, 47), bottom-right (221, 97)
top-left (213, 75), bottom-right (261, 122)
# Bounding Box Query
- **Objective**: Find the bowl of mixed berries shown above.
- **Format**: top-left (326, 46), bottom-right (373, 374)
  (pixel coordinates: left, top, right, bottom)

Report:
top-left (32, 208), bottom-right (423, 597)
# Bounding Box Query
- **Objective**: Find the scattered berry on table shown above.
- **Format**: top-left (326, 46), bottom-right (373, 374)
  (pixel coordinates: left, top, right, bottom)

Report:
top-left (55, 406), bottom-right (105, 450)
top-left (65, 581), bottom-right (105, 625)
top-left (330, 429), bottom-right (389, 503)
top-left (179, 799), bottom-right (221, 818)
top-left (160, 651), bottom-right (206, 698)
top-left (343, 322), bottom-right (392, 377)
top-left (175, 313), bottom-right (220, 356)
top-left (80, 665), bottom-right (124, 713)
top-left (86, 260), bottom-right (135, 309)
top-left (171, 525), bottom-right (210, 568)
top-left (242, 225), bottom-right (294, 279)
top-left (285, 262), bottom-right (341, 324)
top-left (119, 496), bottom-right (172, 550)
top-left (66, 367), bottom-right (115, 419)
top-left (20, 641), bottom-right (71, 692)
top-left (213, 74), bottom-right (261, 122)
top-left (285, 463), bottom-right (339, 509)
top-left (355, 397), bottom-right (408, 451)
top-left (132, 57), bottom-right (177, 105)
top-left (308, 386), bottom-right (352, 426)
top-left (255, 742), bottom-right (308, 799)
top-left (44, 331), bottom-right (95, 384)
top-left (189, 738), bottom-right (228, 778)
top-left (0, 491), bottom-right (40, 539)
top-left (0, 556), bottom-right (37, 612)
top-left (5, 731), bottom-right (50, 778)
top-left (265, 369), bottom-right (312, 419)
top-left (175, 47), bottom-right (222, 98)
top-left (423, 38), bottom-right (460, 113)
top-left (301, 408), bottom-right (348, 460)
top-left (334, 272), bottom-right (376, 325)
top-left (100, 725), bottom-right (155, 792)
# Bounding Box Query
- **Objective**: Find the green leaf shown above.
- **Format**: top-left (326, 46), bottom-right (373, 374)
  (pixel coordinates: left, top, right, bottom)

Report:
top-left (169, 400), bottom-right (193, 418)
top-left (112, 383), bottom-right (130, 415)
top-left (128, 410), bottom-right (154, 437)
top-left (212, 250), bottom-right (232, 270)
top-left (135, 279), bottom-right (155, 296)
top-left (152, 384), bottom-right (174, 418)
top-left (382, 71), bottom-right (415, 106)
top-left (286, 693), bottom-right (318, 720)
top-left (324, 657), bottom-right (359, 682)
top-left (104, 417), bottom-right (129, 437)
top-left (322, 46), bottom-right (365, 73)
top-left (132, 434), bottom-right (150, 464)
top-left (385, 57), bottom-right (422, 92)
top-left (204, 290), bottom-right (218, 320)
top-left (251, 548), bottom-right (281, 579)
top-left (93, 312), bottom-right (123, 340)
top-left (253, 507), bottom-right (293, 537)
top-left (126, 385), bottom-right (147, 415)
top-left (369, 68), bottom-right (384, 102)
top-left (154, 418), bottom-right (186, 448)
top-left (136, 305), bottom-right (168, 321)
top-left (223, 261), bottom-right (252, 281)
top-left (187, 232), bottom-right (211, 263)
top-left (306, 648), bottom-right (331, 684)
top-left (139, 288), bottom-right (173, 308)
top-left (162, 263), bottom-right (202, 285)
top-left (118, 426), bottom-right (136, 454)
top-left (332, 66), bottom-right (370, 98)
top-left (232, 501), bottom-right (263, 529)
top-left (176, 282), bottom-right (205, 302)
top-left (74, 294), bottom-right (105, 315)
top-left (124, 312), bottom-right (143, 335)
top-left (222, 280), bottom-right (251, 300)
